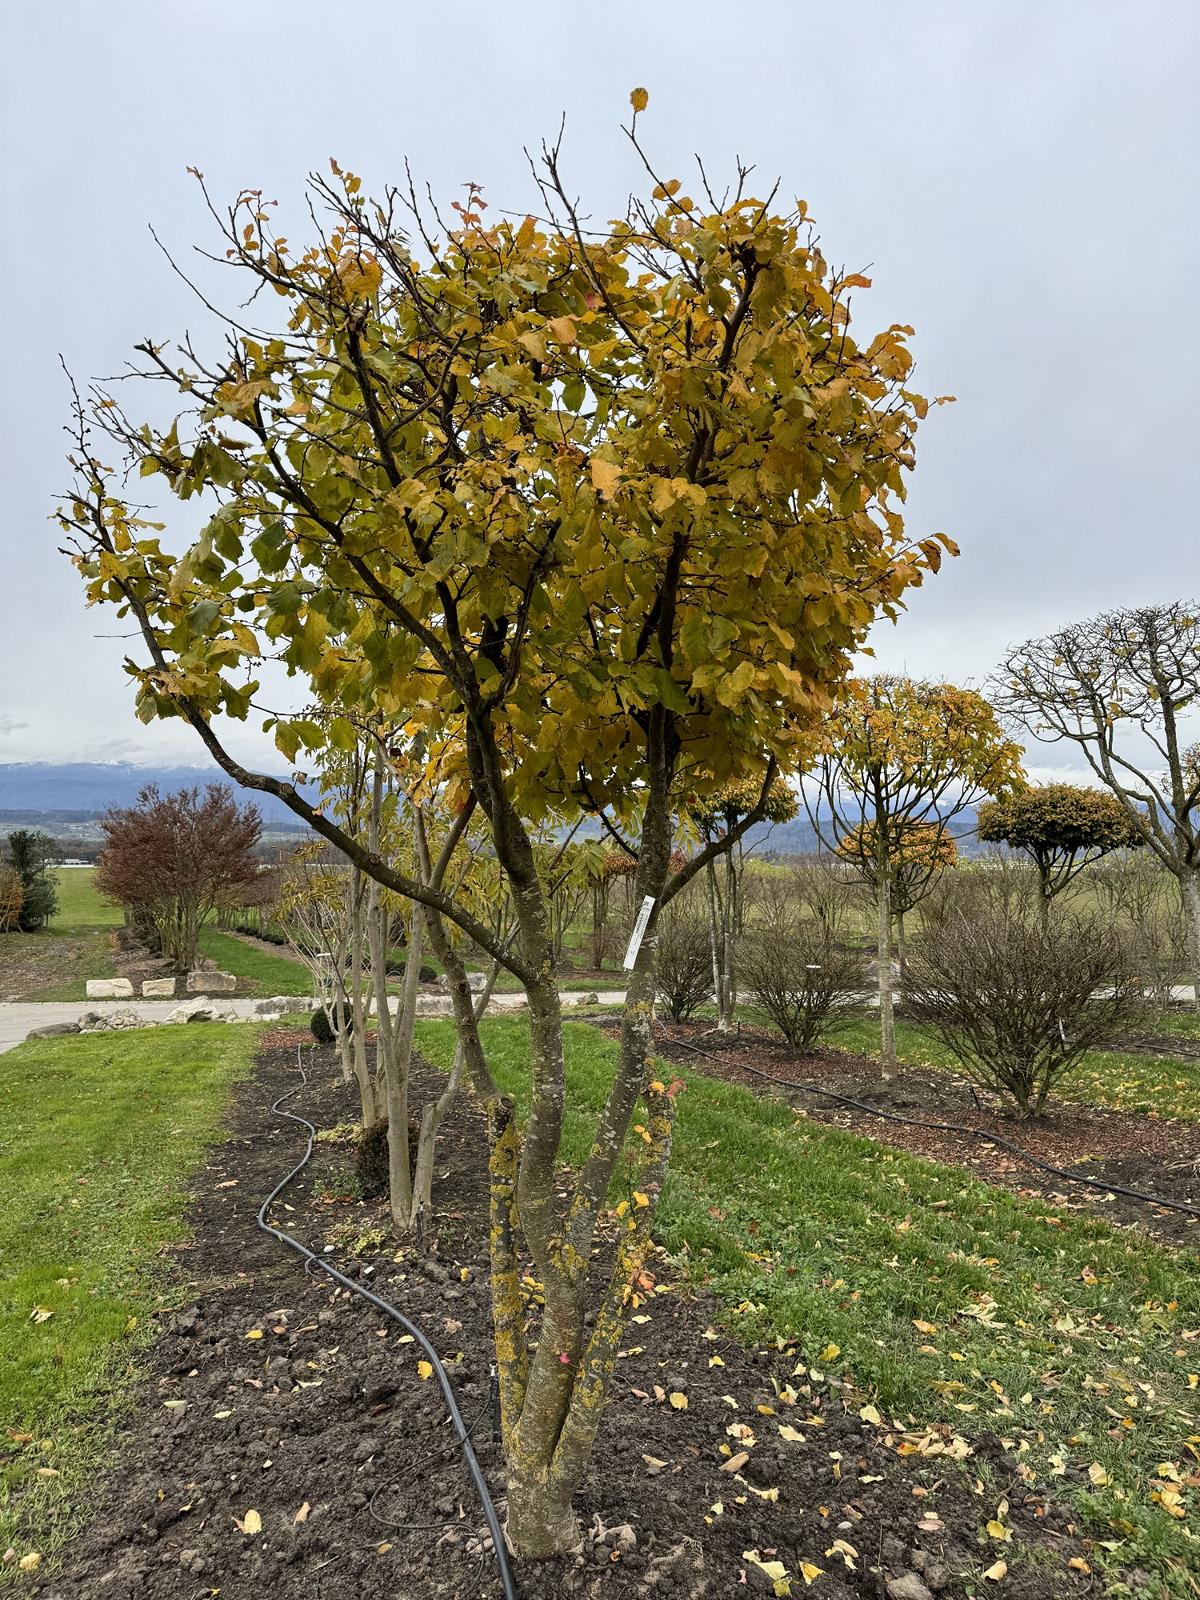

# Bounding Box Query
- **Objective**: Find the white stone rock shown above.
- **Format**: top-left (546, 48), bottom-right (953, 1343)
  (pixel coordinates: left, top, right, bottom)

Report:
top-left (254, 995), bottom-right (311, 1016)
top-left (141, 978), bottom-right (177, 998)
top-left (187, 970), bottom-right (238, 994)
top-left (85, 978), bottom-right (135, 999)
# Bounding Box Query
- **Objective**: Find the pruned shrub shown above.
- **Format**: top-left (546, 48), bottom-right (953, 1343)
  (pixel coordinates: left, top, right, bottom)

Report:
top-left (355, 1116), bottom-right (422, 1199)
top-left (904, 908), bottom-right (1145, 1117)
top-left (738, 923), bottom-right (868, 1050)
top-left (311, 1002), bottom-right (354, 1044)
top-left (654, 906), bottom-right (713, 1022)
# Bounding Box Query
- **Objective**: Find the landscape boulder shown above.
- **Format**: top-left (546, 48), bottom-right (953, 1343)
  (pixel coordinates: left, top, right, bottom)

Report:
top-left (27, 1021), bottom-right (81, 1038)
top-left (85, 978), bottom-right (134, 1000)
top-left (79, 1008), bottom-right (146, 1033)
top-left (167, 1000), bottom-right (239, 1024)
top-left (253, 995), bottom-right (311, 1016)
top-left (141, 977), bottom-right (177, 998)
top-left (187, 970), bottom-right (237, 994)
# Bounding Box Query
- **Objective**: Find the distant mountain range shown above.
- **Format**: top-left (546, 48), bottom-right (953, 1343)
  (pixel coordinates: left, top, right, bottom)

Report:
top-left (0, 762), bottom-right (311, 837)
top-left (0, 762), bottom-right (985, 856)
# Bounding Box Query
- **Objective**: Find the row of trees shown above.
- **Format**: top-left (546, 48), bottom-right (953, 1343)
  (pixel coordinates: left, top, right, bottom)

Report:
top-left (56, 107), bottom-right (1198, 1556)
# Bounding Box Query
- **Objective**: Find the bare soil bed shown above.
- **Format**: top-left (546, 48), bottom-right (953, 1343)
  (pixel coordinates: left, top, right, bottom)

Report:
top-left (645, 1022), bottom-right (1200, 1249)
top-left (0, 929), bottom-right (114, 1001)
top-left (32, 1035), bottom-right (1096, 1600)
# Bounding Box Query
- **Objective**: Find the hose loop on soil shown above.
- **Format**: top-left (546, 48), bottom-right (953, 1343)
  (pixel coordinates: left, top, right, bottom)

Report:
top-left (657, 1029), bottom-right (1200, 1221)
top-left (256, 1047), bottom-right (520, 1600)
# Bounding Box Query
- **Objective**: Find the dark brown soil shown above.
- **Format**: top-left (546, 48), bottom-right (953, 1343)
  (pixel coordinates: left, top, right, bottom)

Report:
top-left (646, 1022), bottom-right (1200, 1249)
top-left (33, 1036), bottom-right (1097, 1600)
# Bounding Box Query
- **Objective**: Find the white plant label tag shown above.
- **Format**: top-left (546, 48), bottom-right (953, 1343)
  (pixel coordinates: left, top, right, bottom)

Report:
top-left (623, 895), bottom-right (656, 971)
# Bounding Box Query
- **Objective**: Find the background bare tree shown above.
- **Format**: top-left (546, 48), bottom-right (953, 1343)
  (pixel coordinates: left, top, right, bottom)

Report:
top-left (995, 603), bottom-right (1200, 1004)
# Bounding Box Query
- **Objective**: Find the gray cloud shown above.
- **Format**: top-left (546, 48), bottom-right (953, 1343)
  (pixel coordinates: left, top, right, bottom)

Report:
top-left (2, 0), bottom-right (1196, 775)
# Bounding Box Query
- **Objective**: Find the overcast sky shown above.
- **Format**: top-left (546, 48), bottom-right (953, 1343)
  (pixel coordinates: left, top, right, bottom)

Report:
top-left (2, 0), bottom-right (1197, 783)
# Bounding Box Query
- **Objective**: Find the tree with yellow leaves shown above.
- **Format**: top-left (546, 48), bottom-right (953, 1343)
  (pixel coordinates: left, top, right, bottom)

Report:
top-left (808, 677), bottom-right (1024, 1076)
top-left (58, 97), bottom-right (950, 1556)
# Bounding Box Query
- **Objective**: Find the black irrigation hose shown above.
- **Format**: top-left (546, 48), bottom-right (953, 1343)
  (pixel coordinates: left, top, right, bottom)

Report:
top-left (656, 1028), bottom-right (1200, 1221)
top-left (256, 1049), bottom-right (520, 1600)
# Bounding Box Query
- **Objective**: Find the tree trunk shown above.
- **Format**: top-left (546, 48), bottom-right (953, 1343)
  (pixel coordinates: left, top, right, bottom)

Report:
top-left (1181, 870), bottom-right (1200, 1014)
top-left (877, 865), bottom-right (897, 1080)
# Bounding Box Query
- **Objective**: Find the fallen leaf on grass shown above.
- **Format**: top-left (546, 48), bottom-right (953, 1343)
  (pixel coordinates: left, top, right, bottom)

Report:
top-left (28, 1307), bottom-right (53, 1325)
top-left (1088, 1462), bottom-right (1110, 1486)
top-left (859, 1403), bottom-right (882, 1425)
top-left (18, 1553), bottom-right (41, 1573)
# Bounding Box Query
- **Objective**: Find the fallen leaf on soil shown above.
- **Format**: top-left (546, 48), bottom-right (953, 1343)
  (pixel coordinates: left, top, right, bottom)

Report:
top-left (742, 1550), bottom-right (791, 1594)
top-left (641, 1455), bottom-right (667, 1474)
top-left (799, 1563), bottom-right (824, 1586)
top-left (235, 1509), bottom-right (262, 1535)
top-left (859, 1403), bottom-right (882, 1425)
top-left (778, 1425), bottom-right (806, 1443)
top-left (245, 1329), bottom-right (264, 1340)
top-left (668, 1391), bottom-right (688, 1410)
top-left (983, 1559), bottom-right (1007, 1580)
top-left (825, 1538), bottom-right (858, 1569)
top-left (416, 1360), bottom-right (433, 1380)
top-left (722, 1450), bottom-right (750, 1473)
top-left (294, 1502), bottom-right (310, 1523)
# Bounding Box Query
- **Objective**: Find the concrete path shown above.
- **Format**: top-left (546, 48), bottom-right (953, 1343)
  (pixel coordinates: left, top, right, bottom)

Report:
top-left (0, 989), bottom-right (625, 1056)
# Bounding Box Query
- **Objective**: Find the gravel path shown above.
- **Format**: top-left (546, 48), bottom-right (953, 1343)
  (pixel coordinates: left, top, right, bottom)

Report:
top-left (0, 988), bottom-right (625, 1054)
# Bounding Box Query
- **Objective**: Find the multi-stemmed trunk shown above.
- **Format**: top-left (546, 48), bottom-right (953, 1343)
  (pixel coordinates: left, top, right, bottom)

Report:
top-left (1182, 871), bottom-right (1200, 1014)
top-left (876, 847), bottom-right (897, 1081)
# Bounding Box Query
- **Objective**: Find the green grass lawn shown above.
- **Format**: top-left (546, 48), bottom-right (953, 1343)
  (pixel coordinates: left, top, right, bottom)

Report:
top-left (49, 870), bottom-right (124, 931)
top-left (828, 1015), bottom-right (1200, 1124)
top-left (197, 926), bottom-right (314, 995)
top-left (416, 1015), bottom-right (1200, 1594)
top-left (0, 1023), bottom-right (258, 1574)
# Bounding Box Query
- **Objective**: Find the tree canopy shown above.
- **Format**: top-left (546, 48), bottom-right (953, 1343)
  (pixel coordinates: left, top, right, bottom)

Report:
top-left (57, 108), bottom-right (954, 1557)
top-left (977, 782), bottom-right (1144, 903)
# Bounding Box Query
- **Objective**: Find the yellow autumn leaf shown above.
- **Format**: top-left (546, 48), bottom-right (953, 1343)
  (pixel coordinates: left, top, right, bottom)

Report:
top-left (799, 1562), bottom-right (824, 1587)
top-left (669, 1391), bottom-right (688, 1410)
top-left (417, 1360), bottom-right (434, 1381)
top-left (778, 1424), bottom-right (806, 1443)
top-left (983, 1559), bottom-right (1007, 1581)
top-left (859, 1403), bottom-right (882, 1425)
top-left (742, 1550), bottom-right (791, 1595)
top-left (632, 1191), bottom-right (650, 1209)
top-left (630, 87), bottom-right (649, 113)
top-left (709, 1354), bottom-right (725, 1367)
top-left (1087, 1462), bottom-right (1110, 1486)
top-left (18, 1554), bottom-right (41, 1573)
top-left (546, 316), bottom-right (576, 346)
top-left (590, 457), bottom-right (622, 499)
top-left (986, 1519), bottom-right (1011, 1541)
top-left (818, 1343), bottom-right (840, 1363)
top-left (245, 1328), bottom-right (264, 1340)
top-left (241, 1508), bottom-right (262, 1535)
